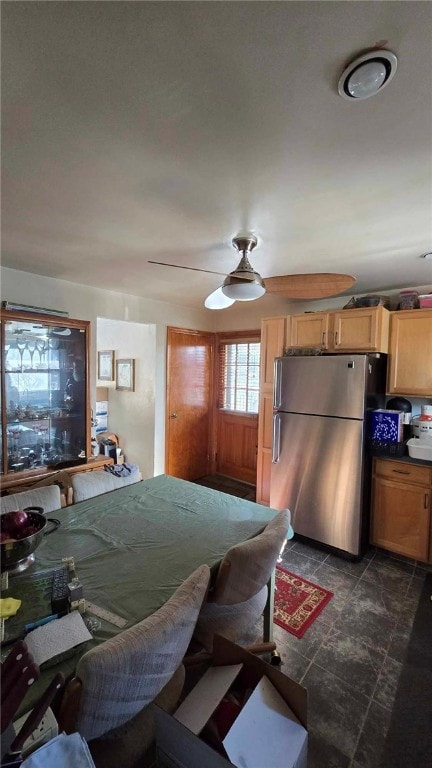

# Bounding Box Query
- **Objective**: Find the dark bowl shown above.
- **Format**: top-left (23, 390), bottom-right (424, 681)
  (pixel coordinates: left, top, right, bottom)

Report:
top-left (1, 510), bottom-right (47, 572)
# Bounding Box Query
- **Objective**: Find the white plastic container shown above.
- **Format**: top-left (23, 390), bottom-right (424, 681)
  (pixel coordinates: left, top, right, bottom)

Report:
top-left (407, 438), bottom-right (432, 461)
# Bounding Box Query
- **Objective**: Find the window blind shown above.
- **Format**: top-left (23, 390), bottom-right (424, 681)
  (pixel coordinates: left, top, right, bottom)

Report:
top-left (218, 341), bottom-right (261, 413)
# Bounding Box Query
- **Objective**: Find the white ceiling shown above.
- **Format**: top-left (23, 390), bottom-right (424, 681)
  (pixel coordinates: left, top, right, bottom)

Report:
top-left (2, 1), bottom-right (432, 311)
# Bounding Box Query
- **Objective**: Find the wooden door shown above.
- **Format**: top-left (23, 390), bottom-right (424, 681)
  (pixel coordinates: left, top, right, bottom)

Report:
top-left (166, 327), bottom-right (214, 481)
top-left (216, 412), bottom-right (258, 484)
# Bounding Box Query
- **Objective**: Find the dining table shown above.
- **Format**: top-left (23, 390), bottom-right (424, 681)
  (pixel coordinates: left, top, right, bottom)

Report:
top-left (2, 474), bottom-right (278, 717)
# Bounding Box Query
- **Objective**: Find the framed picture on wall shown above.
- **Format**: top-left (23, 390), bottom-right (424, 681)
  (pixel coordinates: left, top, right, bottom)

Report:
top-left (116, 358), bottom-right (135, 391)
top-left (98, 350), bottom-right (115, 381)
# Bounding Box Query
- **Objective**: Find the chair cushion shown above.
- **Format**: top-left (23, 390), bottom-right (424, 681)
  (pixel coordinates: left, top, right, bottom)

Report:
top-left (1, 485), bottom-right (62, 514)
top-left (211, 509), bottom-right (290, 605)
top-left (71, 469), bottom-right (141, 503)
top-left (194, 587), bottom-right (268, 652)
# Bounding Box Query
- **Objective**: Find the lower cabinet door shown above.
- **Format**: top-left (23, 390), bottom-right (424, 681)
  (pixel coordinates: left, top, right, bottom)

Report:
top-left (371, 478), bottom-right (430, 561)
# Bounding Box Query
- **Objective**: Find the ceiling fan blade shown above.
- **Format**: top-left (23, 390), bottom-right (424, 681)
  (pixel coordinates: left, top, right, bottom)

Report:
top-left (148, 260), bottom-right (226, 277)
top-left (264, 273), bottom-right (356, 299)
top-left (204, 287), bottom-right (236, 310)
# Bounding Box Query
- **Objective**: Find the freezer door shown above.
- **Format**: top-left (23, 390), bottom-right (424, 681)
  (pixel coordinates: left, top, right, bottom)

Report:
top-left (270, 412), bottom-right (364, 555)
top-left (274, 355), bottom-right (368, 419)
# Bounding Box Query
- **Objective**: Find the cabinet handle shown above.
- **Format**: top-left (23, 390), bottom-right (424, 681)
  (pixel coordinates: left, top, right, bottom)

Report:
top-left (425, 494), bottom-right (429, 509)
top-left (322, 331), bottom-right (326, 347)
top-left (392, 469), bottom-right (410, 475)
top-left (334, 331), bottom-right (338, 346)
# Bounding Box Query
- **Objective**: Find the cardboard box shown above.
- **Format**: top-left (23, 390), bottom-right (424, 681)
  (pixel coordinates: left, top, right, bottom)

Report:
top-left (370, 409), bottom-right (404, 443)
top-left (155, 636), bottom-right (308, 768)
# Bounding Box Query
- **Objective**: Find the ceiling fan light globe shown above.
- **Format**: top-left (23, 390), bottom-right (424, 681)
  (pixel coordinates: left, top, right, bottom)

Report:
top-left (204, 287), bottom-right (235, 310)
top-left (222, 277), bottom-right (266, 301)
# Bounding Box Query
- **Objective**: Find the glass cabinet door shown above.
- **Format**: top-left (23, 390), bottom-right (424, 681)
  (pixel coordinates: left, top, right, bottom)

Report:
top-left (2, 316), bottom-right (89, 475)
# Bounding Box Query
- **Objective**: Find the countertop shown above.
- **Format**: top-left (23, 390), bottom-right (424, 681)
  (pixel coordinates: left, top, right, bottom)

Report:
top-left (374, 454), bottom-right (432, 468)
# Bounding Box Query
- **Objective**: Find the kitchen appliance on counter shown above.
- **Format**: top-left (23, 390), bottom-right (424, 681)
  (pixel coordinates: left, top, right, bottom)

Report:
top-left (412, 404), bottom-right (432, 440)
top-left (270, 354), bottom-right (387, 558)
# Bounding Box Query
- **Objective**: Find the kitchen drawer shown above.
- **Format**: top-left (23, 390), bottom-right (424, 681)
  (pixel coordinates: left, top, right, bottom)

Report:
top-left (374, 458), bottom-right (431, 486)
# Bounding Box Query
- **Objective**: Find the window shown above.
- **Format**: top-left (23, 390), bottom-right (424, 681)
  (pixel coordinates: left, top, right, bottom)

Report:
top-left (219, 340), bottom-right (261, 414)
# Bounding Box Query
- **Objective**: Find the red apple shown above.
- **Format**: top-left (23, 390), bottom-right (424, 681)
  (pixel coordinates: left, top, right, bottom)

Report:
top-left (1, 510), bottom-right (29, 535)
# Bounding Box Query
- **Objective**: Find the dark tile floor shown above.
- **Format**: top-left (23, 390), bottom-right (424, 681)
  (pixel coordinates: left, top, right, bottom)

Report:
top-left (194, 474), bottom-right (256, 501)
top-left (194, 476), bottom-right (429, 767)
top-left (270, 539), bottom-right (428, 768)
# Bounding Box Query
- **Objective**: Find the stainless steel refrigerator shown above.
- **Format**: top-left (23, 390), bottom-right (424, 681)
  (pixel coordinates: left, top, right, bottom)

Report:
top-left (270, 354), bottom-right (386, 558)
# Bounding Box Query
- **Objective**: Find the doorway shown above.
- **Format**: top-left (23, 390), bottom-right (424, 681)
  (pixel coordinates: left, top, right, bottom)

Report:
top-left (165, 327), bottom-right (214, 481)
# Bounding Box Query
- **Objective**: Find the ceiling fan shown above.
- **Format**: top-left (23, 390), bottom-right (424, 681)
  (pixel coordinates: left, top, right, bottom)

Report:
top-left (149, 234), bottom-right (356, 310)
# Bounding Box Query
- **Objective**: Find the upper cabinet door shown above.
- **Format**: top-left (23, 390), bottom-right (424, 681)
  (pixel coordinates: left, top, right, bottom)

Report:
top-left (289, 313), bottom-right (330, 349)
top-left (332, 307), bottom-right (389, 352)
top-left (260, 316), bottom-right (287, 388)
top-left (387, 309), bottom-right (432, 396)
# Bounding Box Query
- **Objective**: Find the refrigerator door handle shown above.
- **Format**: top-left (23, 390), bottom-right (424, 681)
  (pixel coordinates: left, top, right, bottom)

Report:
top-left (273, 358), bottom-right (283, 409)
top-left (272, 413), bottom-right (281, 463)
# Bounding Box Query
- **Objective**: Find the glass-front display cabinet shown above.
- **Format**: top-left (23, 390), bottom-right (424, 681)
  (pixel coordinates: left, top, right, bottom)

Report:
top-left (0, 311), bottom-right (90, 478)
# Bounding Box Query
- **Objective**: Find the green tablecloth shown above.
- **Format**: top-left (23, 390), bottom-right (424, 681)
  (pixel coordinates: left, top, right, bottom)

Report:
top-left (5, 474), bottom-right (277, 714)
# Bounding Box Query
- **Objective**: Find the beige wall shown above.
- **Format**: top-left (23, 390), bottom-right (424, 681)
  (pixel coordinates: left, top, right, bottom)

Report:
top-left (96, 318), bottom-right (156, 479)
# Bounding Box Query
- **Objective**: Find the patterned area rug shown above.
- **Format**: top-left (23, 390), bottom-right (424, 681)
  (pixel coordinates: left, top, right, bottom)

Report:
top-left (274, 565), bottom-right (333, 638)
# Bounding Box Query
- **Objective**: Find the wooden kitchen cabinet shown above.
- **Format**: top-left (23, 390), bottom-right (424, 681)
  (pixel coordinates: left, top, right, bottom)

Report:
top-left (290, 312), bottom-right (329, 349)
top-left (260, 316), bottom-right (287, 387)
top-left (387, 309), bottom-right (432, 396)
top-left (256, 316), bottom-right (287, 505)
top-left (288, 306), bottom-right (389, 352)
top-left (371, 458), bottom-right (432, 562)
top-left (332, 306), bottom-right (389, 352)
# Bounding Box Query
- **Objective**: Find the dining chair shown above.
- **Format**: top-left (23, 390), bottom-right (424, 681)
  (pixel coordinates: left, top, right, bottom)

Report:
top-left (192, 509), bottom-right (290, 652)
top-left (71, 467), bottom-right (142, 502)
top-left (0, 484), bottom-right (62, 515)
top-left (59, 563), bottom-right (210, 768)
